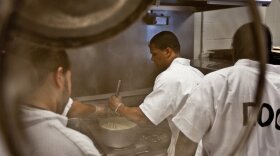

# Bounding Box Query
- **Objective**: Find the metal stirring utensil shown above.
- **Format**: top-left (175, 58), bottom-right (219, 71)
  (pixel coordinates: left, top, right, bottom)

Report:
top-left (113, 80), bottom-right (122, 128)
top-left (115, 80), bottom-right (122, 97)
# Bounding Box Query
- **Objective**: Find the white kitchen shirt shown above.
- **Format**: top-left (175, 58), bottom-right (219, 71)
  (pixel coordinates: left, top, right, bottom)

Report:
top-left (173, 59), bottom-right (280, 156)
top-left (62, 97), bottom-right (74, 116)
top-left (21, 106), bottom-right (101, 156)
top-left (140, 58), bottom-right (204, 156)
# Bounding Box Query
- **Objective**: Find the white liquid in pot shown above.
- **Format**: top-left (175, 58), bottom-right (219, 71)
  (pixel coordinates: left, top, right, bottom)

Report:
top-left (100, 117), bottom-right (136, 130)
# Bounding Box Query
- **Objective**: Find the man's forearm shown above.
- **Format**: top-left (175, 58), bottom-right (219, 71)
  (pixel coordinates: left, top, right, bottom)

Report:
top-left (67, 101), bottom-right (96, 118)
top-left (117, 105), bottom-right (153, 126)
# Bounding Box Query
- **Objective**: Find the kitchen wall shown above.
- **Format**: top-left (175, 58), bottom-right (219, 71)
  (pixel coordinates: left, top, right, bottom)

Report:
top-left (193, 6), bottom-right (267, 59)
top-left (265, 0), bottom-right (280, 46)
top-left (68, 10), bottom-right (195, 97)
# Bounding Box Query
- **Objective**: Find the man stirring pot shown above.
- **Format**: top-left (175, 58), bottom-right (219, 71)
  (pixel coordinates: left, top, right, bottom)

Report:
top-left (108, 31), bottom-right (204, 156)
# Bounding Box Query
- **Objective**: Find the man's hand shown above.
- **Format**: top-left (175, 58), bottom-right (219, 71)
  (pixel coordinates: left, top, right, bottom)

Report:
top-left (67, 101), bottom-right (108, 118)
top-left (67, 101), bottom-right (96, 118)
top-left (108, 95), bottom-right (123, 112)
top-left (95, 104), bottom-right (107, 116)
top-left (108, 95), bottom-right (153, 126)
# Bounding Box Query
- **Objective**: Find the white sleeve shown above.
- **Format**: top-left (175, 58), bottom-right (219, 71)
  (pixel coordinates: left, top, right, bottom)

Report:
top-left (172, 77), bottom-right (216, 143)
top-left (140, 75), bottom-right (178, 125)
top-left (62, 98), bottom-right (73, 116)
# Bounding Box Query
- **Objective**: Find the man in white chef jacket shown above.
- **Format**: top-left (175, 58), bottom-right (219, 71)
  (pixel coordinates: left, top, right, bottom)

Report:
top-left (108, 31), bottom-right (204, 156)
top-left (11, 45), bottom-right (101, 156)
top-left (173, 23), bottom-right (280, 156)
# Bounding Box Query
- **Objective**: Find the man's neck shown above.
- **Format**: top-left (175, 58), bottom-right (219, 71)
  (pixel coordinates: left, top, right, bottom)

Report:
top-left (24, 89), bottom-right (58, 113)
top-left (24, 104), bottom-right (49, 111)
top-left (168, 55), bottom-right (180, 66)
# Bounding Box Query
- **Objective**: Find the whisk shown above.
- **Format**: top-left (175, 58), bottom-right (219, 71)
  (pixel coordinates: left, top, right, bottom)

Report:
top-left (113, 80), bottom-right (122, 128)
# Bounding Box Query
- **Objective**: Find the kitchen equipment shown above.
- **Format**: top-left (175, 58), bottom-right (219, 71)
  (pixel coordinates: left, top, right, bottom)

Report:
top-left (68, 89), bottom-right (171, 155)
top-left (67, 117), bottom-right (170, 156)
top-left (13, 0), bottom-right (152, 47)
top-left (68, 116), bottom-right (139, 148)
top-left (97, 116), bottom-right (138, 148)
top-left (115, 80), bottom-right (122, 97)
top-left (99, 127), bottom-right (170, 156)
top-left (112, 80), bottom-right (122, 128)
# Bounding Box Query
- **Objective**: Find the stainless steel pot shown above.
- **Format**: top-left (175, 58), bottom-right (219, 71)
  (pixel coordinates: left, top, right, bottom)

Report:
top-left (97, 117), bottom-right (138, 148)
top-left (67, 116), bottom-right (138, 148)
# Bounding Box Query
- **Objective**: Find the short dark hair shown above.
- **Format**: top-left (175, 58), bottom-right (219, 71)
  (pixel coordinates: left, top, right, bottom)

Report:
top-left (7, 43), bottom-right (70, 86)
top-left (232, 23), bottom-right (271, 62)
top-left (149, 31), bottom-right (180, 53)
top-left (29, 46), bottom-right (70, 84)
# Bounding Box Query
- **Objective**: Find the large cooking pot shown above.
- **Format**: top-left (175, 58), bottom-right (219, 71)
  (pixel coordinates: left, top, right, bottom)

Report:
top-left (67, 116), bottom-right (138, 149)
top-left (97, 116), bottom-right (138, 148)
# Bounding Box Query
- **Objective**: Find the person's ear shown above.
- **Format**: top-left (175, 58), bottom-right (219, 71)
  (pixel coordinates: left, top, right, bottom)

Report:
top-left (165, 47), bottom-right (173, 58)
top-left (54, 67), bottom-right (65, 89)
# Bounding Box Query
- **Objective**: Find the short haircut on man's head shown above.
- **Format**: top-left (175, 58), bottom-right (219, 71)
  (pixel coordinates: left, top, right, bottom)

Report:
top-left (28, 46), bottom-right (70, 83)
top-left (8, 42), bottom-right (70, 86)
top-left (232, 23), bottom-right (271, 62)
top-left (149, 31), bottom-right (180, 53)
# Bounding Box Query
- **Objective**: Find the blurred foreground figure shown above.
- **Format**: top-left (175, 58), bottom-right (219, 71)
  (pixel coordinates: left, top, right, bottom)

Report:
top-left (173, 23), bottom-right (280, 156)
top-left (6, 44), bottom-right (101, 156)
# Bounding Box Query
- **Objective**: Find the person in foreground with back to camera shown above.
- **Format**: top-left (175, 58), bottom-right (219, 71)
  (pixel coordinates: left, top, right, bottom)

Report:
top-left (8, 44), bottom-right (102, 156)
top-left (172, 23), bottom-right (280, 156)
top-left (108, 31), bottom-right (204, 156)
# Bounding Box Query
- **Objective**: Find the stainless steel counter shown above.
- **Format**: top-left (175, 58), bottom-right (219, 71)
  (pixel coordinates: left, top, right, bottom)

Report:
top-left (67, 118), bottom-right (171, 156)
top-left (191, 58), bottom-right (233, 74)
top-left (97, 127), bottom-right (170, 156)
top-left (69, 88), bottom-right (171, 156)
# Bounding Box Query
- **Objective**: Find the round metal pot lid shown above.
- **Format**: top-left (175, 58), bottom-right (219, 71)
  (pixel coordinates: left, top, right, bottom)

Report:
top-left (13, 0), bottom-right (152, 48)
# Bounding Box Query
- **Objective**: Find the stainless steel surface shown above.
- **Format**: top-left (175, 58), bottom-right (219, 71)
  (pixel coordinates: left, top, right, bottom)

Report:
top-left (101, 127), bottom-right (170, 156)
top-left (1, 0), bottom-right (270, 155)
top-left (13, 0), bottom-right (152, 47)
top-left (68, 10), bottom-right (195, 97)
top-left (162, 0), bottom-right (271, 6)
top-left (67, 118), bottom-right (170, 156)
top-left (97, 117), bottom-right (138, 148)
top-left (207, 0), bottom-right (271, 6)
top-left (191, 58), bottom-right (233, 74)
top-left (74, 88), bottom-right (152, 107)
top-left (74, 90), bottom-right (146, 149)
top-left (69, 91), bottom-right (171, 155)
top-left (150, 0), bottom-right (270, 12)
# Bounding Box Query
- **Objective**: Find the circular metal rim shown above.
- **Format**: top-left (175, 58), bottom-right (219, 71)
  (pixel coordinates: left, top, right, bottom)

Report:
top-left (12, 0), bottom-right (153, 48)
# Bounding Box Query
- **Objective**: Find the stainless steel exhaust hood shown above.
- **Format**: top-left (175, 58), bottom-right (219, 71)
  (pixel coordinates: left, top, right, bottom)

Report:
top-left (155, 0), bottom-right (271, 11)
top-left (207, 0), bottom-right (271, 6)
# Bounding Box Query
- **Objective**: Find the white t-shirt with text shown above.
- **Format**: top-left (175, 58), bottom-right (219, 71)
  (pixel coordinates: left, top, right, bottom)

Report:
top-left (173, 59), bottom-right (280, 156)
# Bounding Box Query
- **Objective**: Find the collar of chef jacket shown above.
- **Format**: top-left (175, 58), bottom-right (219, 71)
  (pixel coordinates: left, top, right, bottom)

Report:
top-left (235, 59), bottom-right (280, 75)
top-left (21, 106), bottom-right (68, 128)
top-left (171, 57), bottom-right (190, 67)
